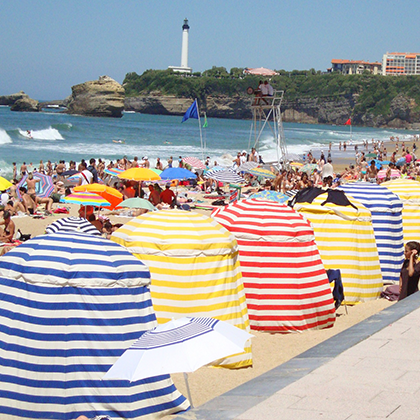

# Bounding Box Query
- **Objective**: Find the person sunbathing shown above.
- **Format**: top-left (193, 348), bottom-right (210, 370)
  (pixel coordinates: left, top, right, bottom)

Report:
top-left (0, 211), bottom-right (15, 243)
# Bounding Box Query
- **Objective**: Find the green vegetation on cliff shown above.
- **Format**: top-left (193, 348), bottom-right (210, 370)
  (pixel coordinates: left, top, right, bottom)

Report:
top-left (123, 68), bottom-right (420, 117)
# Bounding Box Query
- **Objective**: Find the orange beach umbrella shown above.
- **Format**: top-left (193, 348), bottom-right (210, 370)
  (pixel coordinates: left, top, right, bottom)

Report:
top-left (74, 183), bottom-right (123, 210)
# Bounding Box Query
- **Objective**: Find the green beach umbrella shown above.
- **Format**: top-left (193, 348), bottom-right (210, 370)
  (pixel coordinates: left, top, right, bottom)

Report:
top-left (116, 197), bottom-right (156, 211)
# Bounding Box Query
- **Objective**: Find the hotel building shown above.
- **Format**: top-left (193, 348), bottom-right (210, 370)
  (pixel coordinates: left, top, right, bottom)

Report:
top-left (331, 59), bottom-right (382, 75)
top-left (382, 52), bottom-right (420, 75)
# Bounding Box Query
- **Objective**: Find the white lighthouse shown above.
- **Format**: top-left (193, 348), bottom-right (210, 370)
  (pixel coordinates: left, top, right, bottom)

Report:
top-left (168, 18), bottom-right (192, 74)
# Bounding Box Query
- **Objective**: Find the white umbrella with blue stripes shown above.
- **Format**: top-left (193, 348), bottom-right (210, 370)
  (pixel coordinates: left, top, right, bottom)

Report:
top-left (0, 232), bottom-right (189, 419)
top-left (104, 316), bottom-right (253, 406)
top-left (205, 168), bottom-right (245, 184)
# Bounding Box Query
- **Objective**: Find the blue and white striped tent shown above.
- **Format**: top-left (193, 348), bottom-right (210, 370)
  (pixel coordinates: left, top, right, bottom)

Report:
top-left (340, 182), bottom-right (404, 284)
top-left (46, 216), bottom-right (102, 236)
top-left (0, 232), bottom-right (189, 420)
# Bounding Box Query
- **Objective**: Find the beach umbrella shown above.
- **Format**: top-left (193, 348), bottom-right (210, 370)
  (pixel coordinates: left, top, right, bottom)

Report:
top-left (396, 157), bottom-right (406, 166)
top-left (118, 167), bottom-right (161, 182)
top-left (182, 156), bottom-right (206, 169)
top-left (61, 191), bottom-right (111, 207)
top-left (205, 168), bottom-right (246, 184)
top-left (340, 182), bottom-right (404, 284)
top-left (0, 176), bottom-right (12, 191)
top-left (292, 188), bottom-right (383, 303)
top-left (151, 168), bottom-right (162, 175)
top-left (249, 190), bottom-right (289, 204)
top-left (290, 161), bottom-right (303, 168)
top-left (236, 161), bottom-right (259, 173)
top-left (104, 316), bottom-right (252, 405)
top-left (160, 167), bottom-right (197, 180)
top-left (111, 210), bottom-right (252, 369)
top-left (74, 183), bottom-right (123, 209)
top-left (366, 153), bottom-right (377, 158)
top-left (117, 197), bottom-right (156, 211)
top-left (104, 167), bottom-right (124, 176)
top-left (45, 216), bottom-right (102, 236)
top-left (377, 168), bottom-right (401, 180)
top-left (299, 163), bottom-right (318, 174)
top-left (0, 232), bottom-right (189, 419)
top-left (62, 169), bottom-right (79, 177)
top-left (212, 199), bottom-right (336, 332)
top-left (66, 172), bottom-right (81, 183)
top-left (17, 172), bottom-right (54, 200)
top-left (243, 67), bottom-right (278, 76)
top-left (245, 167), bottom-right (276, 179)
top-left (382, 179), bottom-right (420, 242)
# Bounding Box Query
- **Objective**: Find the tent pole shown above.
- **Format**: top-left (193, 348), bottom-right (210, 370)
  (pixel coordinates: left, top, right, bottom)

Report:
top-left (183, 372), bottom-right (194, 408)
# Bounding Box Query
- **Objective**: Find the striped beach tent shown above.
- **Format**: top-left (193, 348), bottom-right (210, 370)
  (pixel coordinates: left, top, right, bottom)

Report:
top-left (111, 210), bottom-right (251, 369)
top-left (46, 216), bottom-right (102, 236)
top-left (382, 179), bottom-right (420, 242)
top-left (0, 232), bottom-right (189, 419)
top-left (292, 189), bottom-right (383, 303)
top-left (212, 199), bottom-right (336, 332)
top-left (340, 182), bottom-right (404, 284)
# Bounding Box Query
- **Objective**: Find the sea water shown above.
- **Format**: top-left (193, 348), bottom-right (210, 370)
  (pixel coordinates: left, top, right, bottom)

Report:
top-left (0, 106), bottom-right (417, 178)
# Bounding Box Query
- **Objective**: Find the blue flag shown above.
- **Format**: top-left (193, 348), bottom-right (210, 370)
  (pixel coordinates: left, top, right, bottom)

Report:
top-left (182, 100), bottom-right (198, 123)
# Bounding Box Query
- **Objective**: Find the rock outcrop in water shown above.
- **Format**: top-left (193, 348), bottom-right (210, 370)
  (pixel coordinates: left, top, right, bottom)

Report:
top-left (10, 96), bottom-right (40, 112)
top-left (0, 91), bottom-right (40, 112)
top-left (0, 91), bottom-right (30, 106)
top-left (67, 76), bottom-right (125, 118)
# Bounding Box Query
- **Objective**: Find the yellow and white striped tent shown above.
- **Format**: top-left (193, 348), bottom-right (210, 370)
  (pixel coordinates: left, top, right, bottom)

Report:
top-left (382, 179), bottom-right (420, 243)
top-left (294, 191), bottom-right (383, 303)
top-left (111, 210), bottom-right (251, 369)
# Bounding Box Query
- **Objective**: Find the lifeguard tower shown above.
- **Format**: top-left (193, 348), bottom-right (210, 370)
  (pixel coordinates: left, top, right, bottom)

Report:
top-left (248, 89), bottom-right (288, 168)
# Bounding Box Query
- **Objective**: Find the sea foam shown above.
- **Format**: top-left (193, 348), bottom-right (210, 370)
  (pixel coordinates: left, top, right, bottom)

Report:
top-left (0, 128), bottom-right (12, 145)
top-left (18, 127), bottom-right (64, 140)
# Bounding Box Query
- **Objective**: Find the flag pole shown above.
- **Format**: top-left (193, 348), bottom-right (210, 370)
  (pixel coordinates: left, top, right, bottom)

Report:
top-left (196, 98), bottom-right (204, 159)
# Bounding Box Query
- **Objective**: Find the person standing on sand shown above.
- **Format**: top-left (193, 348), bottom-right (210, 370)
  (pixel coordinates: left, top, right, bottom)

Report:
top-left (399, 241), bottom-right (420, 301)
top-left (26, 173), bottom-right (40, 202)
top-left (12, 163), bottom-right (17, 179)
top-left (78, 162), bottom-right (93, 185)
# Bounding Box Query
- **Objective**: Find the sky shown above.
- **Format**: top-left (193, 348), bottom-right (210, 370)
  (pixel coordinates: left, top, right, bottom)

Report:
top-left (1, 0), bottom-right (420, 100)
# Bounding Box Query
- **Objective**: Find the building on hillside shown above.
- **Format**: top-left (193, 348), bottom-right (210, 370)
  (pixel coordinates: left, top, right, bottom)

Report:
top-left (382, 52), bottom-right (420, 75)
top-left (168, 18), bottom-right (192, 74)
top-left (330, 59), bottom-right (382, 75)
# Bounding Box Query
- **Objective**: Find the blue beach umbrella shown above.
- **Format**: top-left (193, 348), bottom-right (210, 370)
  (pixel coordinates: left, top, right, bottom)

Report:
top-left (160, 167), bottom-right (197, 180)
top-left (0, 232), bottom-right (189, 419)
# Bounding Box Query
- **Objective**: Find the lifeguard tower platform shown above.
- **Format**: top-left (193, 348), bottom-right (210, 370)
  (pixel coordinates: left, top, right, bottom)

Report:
top-left (249, 90), bottom-right (288, 168)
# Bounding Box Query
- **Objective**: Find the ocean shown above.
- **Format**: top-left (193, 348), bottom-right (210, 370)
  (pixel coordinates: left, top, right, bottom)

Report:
top-left (0, 105), bottom-right (417, 178)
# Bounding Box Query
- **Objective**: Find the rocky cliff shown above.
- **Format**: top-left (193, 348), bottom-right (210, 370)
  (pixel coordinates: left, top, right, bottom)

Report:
top-left (66, 76), bottom-right (125, 118)
top-left (125, 93), bottom-right (420, 129)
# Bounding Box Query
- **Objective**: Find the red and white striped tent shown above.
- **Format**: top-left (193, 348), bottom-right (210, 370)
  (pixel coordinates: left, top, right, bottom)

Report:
top-left (212, 199), bottom-right (336, 333)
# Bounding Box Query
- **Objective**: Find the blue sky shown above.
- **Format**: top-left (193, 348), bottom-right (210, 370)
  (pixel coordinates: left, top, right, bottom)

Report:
top-left (1, 0), bottom-right (419, 100)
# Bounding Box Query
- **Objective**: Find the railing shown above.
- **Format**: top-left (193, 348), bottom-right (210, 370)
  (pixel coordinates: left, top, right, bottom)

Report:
top-left (251, 90), bottom-right (284, 108)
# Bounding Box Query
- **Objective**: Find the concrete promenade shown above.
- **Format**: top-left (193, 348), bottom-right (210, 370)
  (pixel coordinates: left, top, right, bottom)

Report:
top-left (175, 293), bottom-right (420, 420)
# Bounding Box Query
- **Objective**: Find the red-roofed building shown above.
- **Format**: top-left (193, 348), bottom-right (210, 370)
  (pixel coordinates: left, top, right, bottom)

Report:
top-left (382, 52), bottom-right (420, 75)
top-left (331, 59), bottom-right (382, 75)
